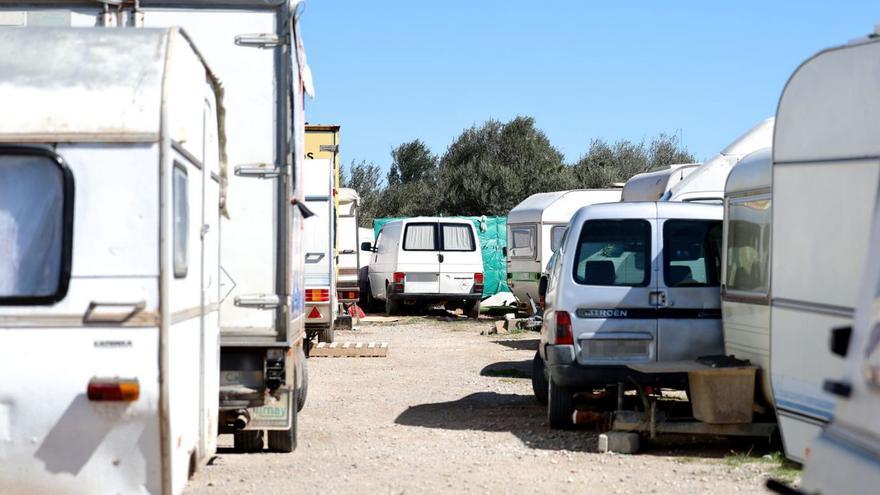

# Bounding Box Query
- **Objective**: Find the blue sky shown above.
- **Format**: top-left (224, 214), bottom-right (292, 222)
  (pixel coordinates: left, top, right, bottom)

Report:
top-left (301, 1), bottom-right (878, 173)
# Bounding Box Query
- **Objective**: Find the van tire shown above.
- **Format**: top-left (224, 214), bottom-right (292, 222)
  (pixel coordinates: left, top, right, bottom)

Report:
top-left (531, 351), bottom-right (548, 405)
top-left (385, 293), bottom-right (400, 316)
top-left (547, 379), bottom-right (574, 429)
top-left (319, 325), bottom-right (335, 343)
top-left (465, 301), bottom-right (481, 319)
top-left (364, 283), bottom-right (380, 312)
top-left (297, 353), bottom-right (308, 412)
top-left (233, 430), bottom-right (263, 452)
top-left (268, 387), bottom-right (298, 453)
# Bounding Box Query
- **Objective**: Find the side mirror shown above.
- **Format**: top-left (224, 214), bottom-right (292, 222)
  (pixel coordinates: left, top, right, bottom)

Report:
top-left (502, 246), bottom-right (508, 258)
top-left (361, 242), bottom-right (374, 252)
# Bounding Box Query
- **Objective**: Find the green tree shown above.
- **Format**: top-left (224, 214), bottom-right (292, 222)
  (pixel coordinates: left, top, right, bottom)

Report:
top-left (341, 159), bottom-right (383, 227)
top-left (378, 140), bottom-right (440, 217)
top-left (570, 133), bottom-right (695, 188)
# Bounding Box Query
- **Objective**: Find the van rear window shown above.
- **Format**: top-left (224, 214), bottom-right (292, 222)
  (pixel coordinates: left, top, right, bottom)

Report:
top-left (573, 220), bottom-right (650, 287)
top-left (663, 220), bottom-right (722, 287)
top-left (441, 223), bottom-right (475, 251)
top-left (0, 148), bottom-right (74, 304)
top-left (403, 223), bottom-right (437, 251)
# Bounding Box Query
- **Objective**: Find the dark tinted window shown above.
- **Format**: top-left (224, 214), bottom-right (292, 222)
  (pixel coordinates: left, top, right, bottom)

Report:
top-left (663, 220), bottom-right (722, 287)
top-left (573, 220), bottom-right (651, 287)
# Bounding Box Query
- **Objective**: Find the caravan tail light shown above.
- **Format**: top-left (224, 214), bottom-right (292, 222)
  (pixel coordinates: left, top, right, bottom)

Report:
top-left (87, 377), bottom-right (140, 402)
top-left (473, 273), bottom-right (484, 293)
top-left (555, 311), bottom-right (573, 345)
top-left (338, 289), bottom-right (359, 301)
top-left (392, 272), bottom-right (405, 293)
top-left (305, 289), bottom-right (329, 302)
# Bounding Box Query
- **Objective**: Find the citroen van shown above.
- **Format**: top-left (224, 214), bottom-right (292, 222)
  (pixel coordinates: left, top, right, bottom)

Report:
top-left (362, 217), bottom-right (484, 317)
top-left (538, 202), bottom-right (724, 427)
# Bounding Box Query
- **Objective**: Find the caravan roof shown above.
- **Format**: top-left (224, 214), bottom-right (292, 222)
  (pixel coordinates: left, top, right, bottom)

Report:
top-left (507, 189), bottom-right (622, 225)
top-left (621, 164), bottom-right (700, 201)
top-left (725, 148), bottom-right (771, 195)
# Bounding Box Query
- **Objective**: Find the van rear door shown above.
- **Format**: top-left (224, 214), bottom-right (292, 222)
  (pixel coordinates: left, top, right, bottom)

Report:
top-left (399, 222), bottom-right (440, 294)
top-left (655, 205), bottom-right (724, 361)
top-left (438, 222), bottom-right (480, 295)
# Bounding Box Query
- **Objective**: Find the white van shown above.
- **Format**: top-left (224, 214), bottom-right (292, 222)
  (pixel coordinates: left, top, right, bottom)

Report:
top-left (538, 201), bottom-right (724, 428)
top-left (506, 190), bottom-right (622, 313)
top-left (721, 148), bottom-right (772, 406)
top-left (0, 27), bottom-right (222, 495)
top-left (362, 217), bottom-right (484, 317)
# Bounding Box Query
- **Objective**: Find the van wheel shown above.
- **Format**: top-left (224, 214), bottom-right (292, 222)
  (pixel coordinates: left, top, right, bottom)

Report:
top-left (233, 430), bottom-right (263, 452)
top-left (297, 352), bottom-right (308, 412)
top-left (385, 293), bottom-right (400, 316)
top-left (268, 387), bottom-right (298, 453)
top-left (319, 325), bottom-right (335, 343)
top-left (364, 283), bottom-right (379, 312)
top-left (465, 301), bottom-right (481, 319)
top-left (531, 351), bottom-right (548, 405)
top-left (547, 379), bottom-right (574, 429)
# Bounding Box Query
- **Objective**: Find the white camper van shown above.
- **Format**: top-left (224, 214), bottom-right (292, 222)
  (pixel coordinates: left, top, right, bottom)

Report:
top-left (621, 164), bottom-right (700, 202)
top-left (363, 217), bottom-right (484, 317)
top-left (303, 158), bottom-right (337, 342)
top-left (721, 148), bottom-right (772, 406)
top-left (538, 201), bottom-right (724, 428)
top-left (767, 31), bottom-right (880, 465)
top-left (0, 27), bottom-right (222, 495)
top-left (506, 190), bottom-right (622, 313)
top-left (336, 188), bottom-right (362, 326)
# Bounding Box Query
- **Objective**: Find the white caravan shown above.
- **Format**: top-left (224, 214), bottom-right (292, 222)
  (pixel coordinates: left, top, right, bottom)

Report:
top-left (664, 118), bottom-right (774, 203)
top-left (336, 188), bottom-right (362, 325)
top-left (768, 31), bottom-right (880, 465)
top-left (506, 190), bottom-right (622, 313)
top-left (621, 163), bottom-right (700, 202)
top-left (720, 148), bottom-right (773, 406)
top-left (0, 27), bottom-right (222, 495)
top-left (363, 217), bottom-right (484, 318)
top-left (538, 201), bottom-right (724, 428)
top-left (303, 158), bottom-right (337, 342)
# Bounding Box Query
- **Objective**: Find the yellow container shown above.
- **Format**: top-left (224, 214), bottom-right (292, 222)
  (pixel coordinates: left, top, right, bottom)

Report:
top-left (688, 366), bottom-right (757, 424)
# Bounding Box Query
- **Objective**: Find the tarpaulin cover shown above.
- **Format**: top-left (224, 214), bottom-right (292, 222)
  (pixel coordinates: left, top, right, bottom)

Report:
top-left (373, 216), bottom-right (509, 297)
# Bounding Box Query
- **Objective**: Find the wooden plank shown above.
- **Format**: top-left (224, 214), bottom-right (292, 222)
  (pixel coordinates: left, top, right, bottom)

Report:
top-left (310, 341), bottom-right (389, 358)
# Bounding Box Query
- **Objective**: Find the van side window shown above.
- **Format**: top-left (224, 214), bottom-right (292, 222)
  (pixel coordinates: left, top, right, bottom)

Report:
top-left (403, 223), bottom-right (437, 251)
top-left (550, 225), bottom-right (567, 252)
top-left (173, 164), bottom-right (189, 278)
top-left (573, 220), bottom-right (650, 287)
top-left (663, 220), bottom-right (722, 287)
top-left (441, 223), bottom-right (475, 251)
top-left (508, 225), bottom-right (536, 259)
top-left (725, 197), bottom-right (770, 295)
top-left (0, 149), bottom-right (74, 304)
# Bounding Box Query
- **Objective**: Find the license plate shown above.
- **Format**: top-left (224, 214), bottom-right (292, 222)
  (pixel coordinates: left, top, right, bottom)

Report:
top-left (253, 405), bottom-right (287, 419)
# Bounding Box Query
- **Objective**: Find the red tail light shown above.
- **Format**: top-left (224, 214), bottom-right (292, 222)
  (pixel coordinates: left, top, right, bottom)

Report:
top-left (87, 377), bottom-right (140, 402)
top-left (555, 311), bottom-right (573, 345)
top-left (393, 272), bottom-right (405, 284)
top-left (473, 272), bottom-right (484, 294)
top-left (306, 289), bottom-right (329, 302)
top-left (338, 289), bottom-right (359, 301)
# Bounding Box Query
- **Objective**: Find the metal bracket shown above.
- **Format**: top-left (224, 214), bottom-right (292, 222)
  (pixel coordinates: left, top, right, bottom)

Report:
top-left (234, 294), bottom-right (280, 310)
top-left (319, 144), bottom-right (339, 153)
top-left (235, 163), bottom-right (281, 179)
top-left (235, 33), bottom-right (287, 49)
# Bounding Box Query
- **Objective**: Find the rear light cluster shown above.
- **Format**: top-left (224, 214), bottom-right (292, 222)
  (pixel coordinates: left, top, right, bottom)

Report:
top-left (473, 273), bottom-right (484, 294)
top-left (305, 288), bottom-right (329, 302)
top-left (337, 289), bottom-right (359, 301)
top-left (87, 377), bottom-right (140, 402)
top-left (555, 311), bottom-right (573, 345)
top-left (392, 272), bottom-right (405, 293)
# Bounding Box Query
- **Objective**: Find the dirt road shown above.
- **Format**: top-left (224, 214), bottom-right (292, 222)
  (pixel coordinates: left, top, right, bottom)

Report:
top-left (185, 316), bottom-right (792, 494)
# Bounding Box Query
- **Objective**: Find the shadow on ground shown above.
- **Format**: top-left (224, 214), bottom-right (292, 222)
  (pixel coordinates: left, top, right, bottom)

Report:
top-left (494, 338), bottom-right (539, 351)
top-left (480, 360), bottom-right (531, 378)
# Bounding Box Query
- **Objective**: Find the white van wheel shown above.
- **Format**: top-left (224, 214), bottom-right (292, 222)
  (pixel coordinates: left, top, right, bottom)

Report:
top-left (531, 351), bottom-right (548, 405)
top-left (547, 379), bottom-right (574, 429)
top-left (465, 301), bottom-right (481, 319)
top-left (268, 387), bottom-right (298, 453)
top-left (297, 353), bottom-right (308, 412)
top-left (385, 295), bottom-right (400, 316)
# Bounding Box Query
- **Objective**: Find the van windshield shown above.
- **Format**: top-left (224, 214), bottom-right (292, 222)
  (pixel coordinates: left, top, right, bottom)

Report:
top-left (573, 220), bottom-right (651, 287)
top-left (663, 219), bottom-right (721, 287)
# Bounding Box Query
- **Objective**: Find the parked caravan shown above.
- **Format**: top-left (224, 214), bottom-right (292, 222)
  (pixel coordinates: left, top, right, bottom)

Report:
top-left (336, 188), bottom-right (362, 326)
top-left (0, 27), bottom-right (222, 495)
top-left (721, 148), bottom-right (773, 406)
top-left (303, 158), bottom-right (337, 342)
top-left (621, 164), bottom-right (700, 202)
top-left (363, 217), bottom-right (484, 317)
top-left (664, 118), bottom-right (774, 203)
top-left (768, 31), bottom-right (880, 465)
top-left (538, 201), bottom-right (724, 428)
top-left (506, 190), bottom-right (622, 313)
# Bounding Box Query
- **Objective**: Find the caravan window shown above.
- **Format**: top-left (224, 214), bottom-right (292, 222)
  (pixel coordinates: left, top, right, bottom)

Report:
top-left (508, 225), bottom-right (536, 259)
top-left (663, 220), bottom-right (722, 287)
top-left (173, 164), bottom-right (189, 278)
top-left (403, 223), bottom-right (437, 251)
top-left (0, 149), bottom-right (73, 304)
top-left (725, 197), bottom-right (771, 295)
top-left (573, 220), bottom-right (651, 287)
top-left (441, 223), bottom-right (476, 251)
top-left (550, 226), bottom-right (567, 253)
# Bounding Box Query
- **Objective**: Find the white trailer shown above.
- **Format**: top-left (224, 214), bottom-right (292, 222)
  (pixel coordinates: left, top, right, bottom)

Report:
top-left (506, 189), bottom-right (621, 313)
top-left (3, 0), bottom-right (315, 456)
top-left (303, 158), bottom-right (337, 342)
top-left (621, 163), bottom-right (699, 202)
top-left (0, 27), bottom-right (222, 495)
top-left (336, 187), bottom-right (362, 326)
top-left (768, 30), bottom-right (880, 466)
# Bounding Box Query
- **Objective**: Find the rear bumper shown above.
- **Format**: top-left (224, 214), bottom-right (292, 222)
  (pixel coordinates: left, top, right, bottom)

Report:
top-left (543, 344), bottom-right (686, 390)
top-left (388, 292), bottom-right (481, 303)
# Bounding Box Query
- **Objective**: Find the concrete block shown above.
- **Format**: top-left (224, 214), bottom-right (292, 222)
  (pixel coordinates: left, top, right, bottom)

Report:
top-left (598, 432), bottom-right (640, 454)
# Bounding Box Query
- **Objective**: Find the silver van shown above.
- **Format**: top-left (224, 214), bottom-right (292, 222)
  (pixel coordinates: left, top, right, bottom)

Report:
top-left (535, 201), bottom-right (724, 428)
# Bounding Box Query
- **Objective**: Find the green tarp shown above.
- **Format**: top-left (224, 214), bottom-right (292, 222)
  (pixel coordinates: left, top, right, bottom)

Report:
top-left (373, 216), bottom-right (509, 297)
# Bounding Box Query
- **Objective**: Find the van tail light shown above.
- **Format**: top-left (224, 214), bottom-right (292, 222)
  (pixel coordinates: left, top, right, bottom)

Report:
top-left (392, 272), bottom-right (405, 293)
top-left (305, 289), bottom-right (329, 302)
top-left (88, 377), bottom-right (140, 402)
top-left (555, 311), bottom-right (573, 345)
top-left (473, 273), bottom-right (484, 293)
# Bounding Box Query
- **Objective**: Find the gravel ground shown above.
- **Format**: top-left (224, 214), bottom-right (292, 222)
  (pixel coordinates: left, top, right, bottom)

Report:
top-left (184, 316), bottom-right (792, 494)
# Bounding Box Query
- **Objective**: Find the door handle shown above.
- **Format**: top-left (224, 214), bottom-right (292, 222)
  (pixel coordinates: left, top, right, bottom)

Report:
top-left (648, 290), bottom-right (667, 307)
top-left (438, 253), bottom-right (444, 263)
